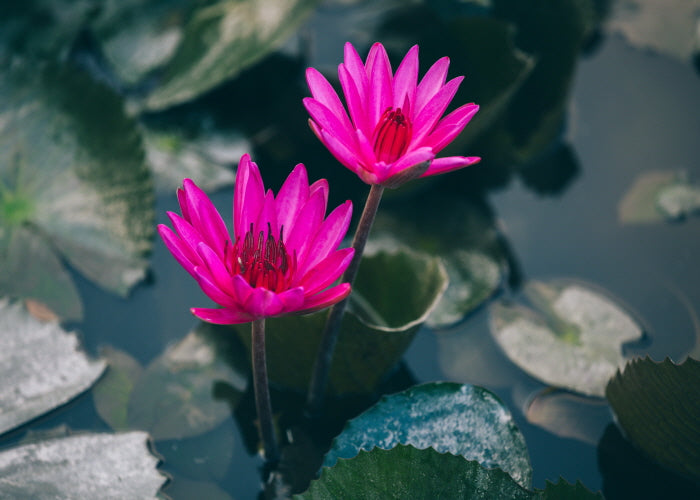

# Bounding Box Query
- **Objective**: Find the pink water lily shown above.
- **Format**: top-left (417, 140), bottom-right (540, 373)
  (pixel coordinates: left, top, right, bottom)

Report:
top-left (158, 154), bottom-right (354, 324)
top-left (304, 42), bottom-right (481, 188)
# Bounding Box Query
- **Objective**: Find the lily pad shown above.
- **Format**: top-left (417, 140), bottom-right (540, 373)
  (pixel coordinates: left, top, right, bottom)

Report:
top-left (323, 382), bottom-right (532, 489)
top-left (93, 322), bottom-right (248, 440)
top-left (372, 193), bottom-right (508, 328)
top-left (606, 356), bottom-right (700, 482)
top-left (235, 247), bottom-right (448, 395)
top-left (298, 444), bottom-right (535, 500)
top-left (141, 0), bottom-right (320, 110)
top-left (608, 0), bottom-right (700, 64)
top-left (0, 60), bottom-right (154, 317)
top-left (0, 431), bottom-right (167, 499)
top-left (489, 279), bottom-right (644, 397)
top-left (0, 298), bottom-right (106, 436)
top-left (141, 117), bottom-right (248, 193)
top-left (619, 170), bottom-right (700, 223)
top-left (524, 389), bottom-right (611, 445)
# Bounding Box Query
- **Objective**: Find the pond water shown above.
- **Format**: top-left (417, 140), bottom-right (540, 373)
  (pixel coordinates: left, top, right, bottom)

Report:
top-left (1, 1), bottom-right (699, 499)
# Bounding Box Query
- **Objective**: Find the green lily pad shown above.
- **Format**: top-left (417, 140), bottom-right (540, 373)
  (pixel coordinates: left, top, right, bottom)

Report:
top-left (373, 193), bottom-right (507, 328)
top-left (93, 322), bottom-right (248, 440)
top-left (606, 356), bottom-right (700, 482)
top-left (536, 478), bottom-right (604, 499)
top-left (141, 117), bottom-right (247, 193)
top-left (0, 431), bottom-right (167, 499)
top-left (298, 444), bottom-right (535, 500)
top-left (489, 279), bottom-right (644, 397)
top-left (619, 170), bottom-right (700, 224)
top-left (608, 0), bottom-right (700, 64)
top-left (0, 61), bottom-right (154, 317)
top-left (236, 247), bottom-right (448, 395)
top-left (323, 382), bottom-right (532, 488)
top-left (141, 0), bottom-right (320, 110)
top-left (0, 298), bottom-right (106, 436)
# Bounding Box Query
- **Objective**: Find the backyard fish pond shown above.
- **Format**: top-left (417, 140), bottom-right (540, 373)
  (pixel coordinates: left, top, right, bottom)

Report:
top-left (1, 0), bottom-right (699, 499)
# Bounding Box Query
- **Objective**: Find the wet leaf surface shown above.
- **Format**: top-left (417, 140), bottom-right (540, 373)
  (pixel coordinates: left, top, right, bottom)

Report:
top-left (618, 170), bottom-right (700, 223)
top-left (490, 280), bottom-right (644, 396)
top-left (298, 444), bottom-right (535, 500)
top-left (536, 478), bottom-right (604, 499)
top-left (323, 382), bottom-right (532, 488)
top-left (0, 299), bottom-right (105, 436)
top-left (0, 431), bottom-right (166, 499)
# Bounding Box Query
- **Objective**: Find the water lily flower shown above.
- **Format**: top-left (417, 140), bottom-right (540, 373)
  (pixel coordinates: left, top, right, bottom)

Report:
top-left (158, 154), bottom-right (354, 325)
top-left (304, 42), bottom-right (480, 188)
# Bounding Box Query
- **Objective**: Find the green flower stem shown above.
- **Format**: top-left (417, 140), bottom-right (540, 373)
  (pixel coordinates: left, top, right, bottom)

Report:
top-left (251, 318), bottom-right (278, 463)
top-left (307, 184), bottom-right (385, 414)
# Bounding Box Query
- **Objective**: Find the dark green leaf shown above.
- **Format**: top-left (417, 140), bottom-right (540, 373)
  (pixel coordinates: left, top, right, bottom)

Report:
top-left (536, 477), bottom-right (604, 499)
top-left (236, 248), bottom-right (448, 395)
top-left (297, 444), bottom-right (535, 500)
top-left (92, 347), bottom-right (144, 431)
top-left (0, 299), bottom-right (105, 436)
top-left (606, 356), bottom-right (700, 481)
top-left (324, 382), bottom-right (532, 488)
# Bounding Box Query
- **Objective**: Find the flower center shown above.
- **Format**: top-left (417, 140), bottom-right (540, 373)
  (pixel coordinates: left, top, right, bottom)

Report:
top-left (227, 223), bottom-right (294, 292)
top-left (372, 107), bottom-right (412, 163)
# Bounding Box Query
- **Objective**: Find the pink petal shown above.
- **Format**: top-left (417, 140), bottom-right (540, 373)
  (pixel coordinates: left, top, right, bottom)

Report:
top-left (367, 43), bottom-right (393, 128)
top-left (196, 242), bottom-right (237, 297)
top-left (343, 42), bottom-right (369, 104)
top-left (354, 128), bottom-right (378, 170)
top-left (244, 288), bottom-right (284, 317)
top-left (276, 163), bottom-right (309, 233)
top-left (276, 287), bottom-right (305, 313)
top-left (176, 187), bottom-right (191, 223)
top-left (392, 45), bottom-right (419, 111)
top-left (415, 56), bottom-right (450, 115)
top-left (411, 76), bottom-right (464, 146)
top-left (234, 154), bottom-right (265, 242)
top-left (298, 283), bottom-right (352, 314)
top-left (309, 179), bottom-right (329, 210)
top-left (317, 128), bottom-right (364, 174)
top-left (303, 98), bottom-right (356, 151)
top-left (298, 247), bottom-right (354, 295)
top-left (424, 103), bottom-right (479, 153)
top-left (285, 188), bottom-right (327, 262)
top-left (193, 266), bottom-right (239, 307)
top-left (385, 146), bottom-right (435, 178)
top-left (191, 307), bottom-right (254, 325)
top-left (231, 274), bottom-right (254, 305)
top-left (339, 64), bottom-right (369, 136)
top-left (182, 179), bottom-right (230, 259)
top-left (158, 224), bottom-right (199, 278)
top-left (168, 212), bottom-right (208, 261)
top-left (421, 156), bottom-right (481, 177)
top-left (298, 200), bottom-right (353, 273)
top-left (254, 189), bottom-right (279, 239)
top-left (306, 67), bottom-right (353, 132)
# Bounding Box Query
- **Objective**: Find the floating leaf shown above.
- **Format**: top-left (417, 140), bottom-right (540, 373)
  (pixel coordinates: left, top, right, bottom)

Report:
top-left (142, 0), bottom-right (320, 110)
top-left (536, 478), bottom-right (604, 499)
top-left (0, 299), bottom-right (105, 436)
top-left (524, 389), bottom-right (610, 445)
top-left (0, 431), bottom-right (166, 499)
top-left (235, 248), bottom-right (448, 395)
top-left (606, 357), bottom-right (700, 481)
top-left (298, 445), bottom-right (535, 500)
top-left (93, 322), bottom-right (248, 440)
top-left (141, 117), bottom-right (248, 193)
top-left (162, 478), bottom-right (234, 500)
top-left (323, 382), bottom-right (532, 488)
top-left (0, 60), bottom-right (154, 315)
top-left (618, 170), bottom-right (700, 223)
top-left (490, 280), bottom-right (644, 397)
top-left (608, 0), bottom-right (700, 64)
top-left (372, 193), bottom-right (507, 328)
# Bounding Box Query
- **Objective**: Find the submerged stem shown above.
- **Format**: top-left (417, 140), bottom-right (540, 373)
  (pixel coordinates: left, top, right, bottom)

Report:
top-left (306, 184), bottom-right (385, 414)
top-left (251, 318), bottom-right (279, 463)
